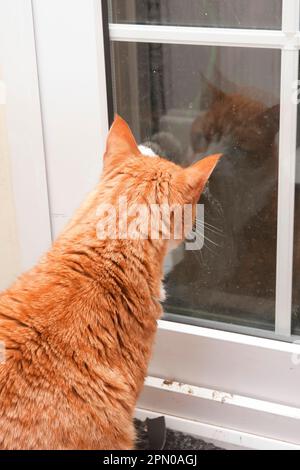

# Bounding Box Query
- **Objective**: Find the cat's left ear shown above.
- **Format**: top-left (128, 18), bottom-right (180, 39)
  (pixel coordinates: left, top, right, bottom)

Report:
top-left (184, 154), bottom-right (222, 201)
top-left (200, 74), bottom-right (226, 110)
top-left (104, 115), bottom-right (140, 165)
top-left (257, 104), bottom-right (280, 137)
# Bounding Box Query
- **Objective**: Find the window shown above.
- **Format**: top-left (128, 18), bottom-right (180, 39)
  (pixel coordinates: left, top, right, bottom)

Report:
top-left (110, 40), bottom-right (281, 333)
top-left (104, 0), bottom-right (298, 341)
top-left (99, 1), bottom-right (300, 446)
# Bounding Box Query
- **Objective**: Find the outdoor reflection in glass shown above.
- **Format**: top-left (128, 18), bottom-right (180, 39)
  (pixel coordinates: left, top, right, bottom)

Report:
top-left (109, 0), bottom-right (282, 30)
top-left (110, 42), bottom-right (281, 330)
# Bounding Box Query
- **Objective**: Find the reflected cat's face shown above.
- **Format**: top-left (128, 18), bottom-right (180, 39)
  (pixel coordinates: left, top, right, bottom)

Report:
top-left (191, 86), bottom-right (279, 161)
top-left (190, 84), bottom-right (280, 234)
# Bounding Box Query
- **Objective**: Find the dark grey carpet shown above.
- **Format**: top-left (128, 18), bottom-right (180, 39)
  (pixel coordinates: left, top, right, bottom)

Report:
top-left (135, 419), bottom-right (223, 450)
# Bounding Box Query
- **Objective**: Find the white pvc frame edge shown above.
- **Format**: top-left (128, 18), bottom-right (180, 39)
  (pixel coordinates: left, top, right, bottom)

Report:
top-left (275, 0), bottom-right (300, 336)
top-left (158, 320), bottom-right (300, 353)
top-left (276, 50), bottom-right (299, 335)
top-left (138, 376), bottom-right (300, 447)
top-left (282, 0), bottom-right (300, 33)
top-left (109, 24), bottom-right (295, 49)
top-left (145, 376), bottom-right (300, 420)
top-left (31, 0), bottom-right (109, 239)
top-left (94, 0), bottom-right (110, 142)
top-left (0, 0), bottom-right (52, 272)
top-left (135, 408), bottom-right (300, 450)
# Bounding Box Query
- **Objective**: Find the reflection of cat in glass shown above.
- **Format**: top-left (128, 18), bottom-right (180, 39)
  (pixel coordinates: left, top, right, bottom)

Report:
top-left (147, 76), bottom-right (282, 327)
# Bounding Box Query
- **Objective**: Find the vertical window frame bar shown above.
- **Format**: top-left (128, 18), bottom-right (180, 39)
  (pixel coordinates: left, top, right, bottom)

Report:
top-left (275, 0), bottom-right (300, 336)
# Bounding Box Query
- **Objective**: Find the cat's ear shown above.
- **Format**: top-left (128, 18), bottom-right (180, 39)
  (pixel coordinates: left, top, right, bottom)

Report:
top-left (256, 104), bottom-right (280, 137)
top-left (200, 74), bottom-right (226, 110)
top-left (184, 154), bottom-right (222, 200)
top-left (213, 67), bottom-right (236, 94)
top-left (104, 115), bottom-right (140, 165)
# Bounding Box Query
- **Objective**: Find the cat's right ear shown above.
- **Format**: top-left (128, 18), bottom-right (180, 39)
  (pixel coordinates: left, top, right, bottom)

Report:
top-left (184, 153), bottom-right (222, 202)
top-left (104, 115), bottom-right (140, 167)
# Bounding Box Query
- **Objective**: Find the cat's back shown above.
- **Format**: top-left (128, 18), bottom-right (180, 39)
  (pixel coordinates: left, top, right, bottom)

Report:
top-left (0, 267), bottom-right (136, 450)
top-left (0, 274), bottom-right (65, 448)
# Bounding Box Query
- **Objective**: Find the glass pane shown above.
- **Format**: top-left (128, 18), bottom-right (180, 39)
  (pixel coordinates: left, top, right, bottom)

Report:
top-left (110, 42), bottom-right (280, 331)
top-left (109, 0), bottom-right (282, 30)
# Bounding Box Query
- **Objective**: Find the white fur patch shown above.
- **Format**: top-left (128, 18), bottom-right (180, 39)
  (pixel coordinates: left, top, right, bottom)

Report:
top-left (160, 283), bottom-right (166, 302)
top-left (138, 145), bottom-right (157, 157)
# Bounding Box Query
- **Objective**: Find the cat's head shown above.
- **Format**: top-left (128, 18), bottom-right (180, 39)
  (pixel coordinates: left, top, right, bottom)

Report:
top-left (101, 115), bottom-right (221, 250)
top-left (191, 81), bottom-right (280, 161)
top-left (189, 80), bottom-right (280, 234)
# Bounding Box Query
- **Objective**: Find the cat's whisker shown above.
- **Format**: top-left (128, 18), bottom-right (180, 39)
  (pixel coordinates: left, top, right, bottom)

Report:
top-left (194, 217), bottom-right (224, 234)
top-left (192, 230), bottom-right (220, 255)
top-left (195, 221), bottom-right (224, 237)
top-left (193, 227), bottom-right (221, 248)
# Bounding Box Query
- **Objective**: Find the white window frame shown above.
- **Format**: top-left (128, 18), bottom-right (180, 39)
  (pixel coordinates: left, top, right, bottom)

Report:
top-left (2, 0), bottom-right (300, 449)
top-left (0, 0), bottom-right (52, 272)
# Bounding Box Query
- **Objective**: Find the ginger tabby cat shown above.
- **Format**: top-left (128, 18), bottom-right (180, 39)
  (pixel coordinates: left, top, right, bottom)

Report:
top-left (0, 116), bottom-right (220, 449)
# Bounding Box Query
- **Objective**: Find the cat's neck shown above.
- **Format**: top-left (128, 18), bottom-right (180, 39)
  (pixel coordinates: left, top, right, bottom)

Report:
top-left (55, 227), bottom-right (166, 300)
top-left (54, 182), bottom-right (168, 303)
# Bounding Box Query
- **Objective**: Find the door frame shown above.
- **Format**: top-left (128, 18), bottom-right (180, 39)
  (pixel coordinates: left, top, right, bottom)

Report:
top-left (0, 0), bottom-right (52, 273)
